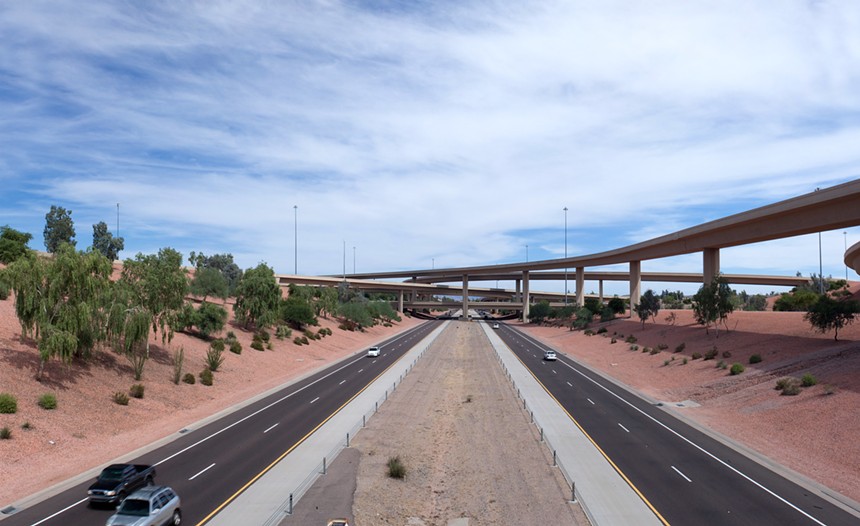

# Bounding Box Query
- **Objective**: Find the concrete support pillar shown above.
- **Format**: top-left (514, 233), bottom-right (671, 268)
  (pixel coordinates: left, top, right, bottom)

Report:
top-left (522, 271), bottom-right (530, 322)
top-left (515, 279), bottom-right (521, 302)
top-left (703, 248), bottom-right (720, 285)
top-left (575, 267), bottom-right (585, 307)
top-left (462, 274), bottom-right (469, 319)
top-left (599, 280), bottom-right (604, 304)
top-left (630, 261), bottom-right (641, 318)
top-left (398, 290), bottom-right (404, 313)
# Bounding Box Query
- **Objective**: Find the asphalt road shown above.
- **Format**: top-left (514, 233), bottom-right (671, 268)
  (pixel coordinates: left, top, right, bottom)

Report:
top-left (494, 322), bottom-right (860, 526)
top-left (1, 321), bottom-right (439, 526)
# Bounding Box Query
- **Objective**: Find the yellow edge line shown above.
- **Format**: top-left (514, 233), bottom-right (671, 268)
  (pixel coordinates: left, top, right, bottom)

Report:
top-left (509, 349), bottom-right (671, 526)
top-left (196, 347), bottom-right (419, 525)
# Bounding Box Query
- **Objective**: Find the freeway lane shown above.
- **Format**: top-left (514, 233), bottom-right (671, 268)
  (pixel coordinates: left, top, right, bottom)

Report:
top-left (495, 323), bottom-right (859, 526)
top-left (2, 321), bottom-right (440, 526)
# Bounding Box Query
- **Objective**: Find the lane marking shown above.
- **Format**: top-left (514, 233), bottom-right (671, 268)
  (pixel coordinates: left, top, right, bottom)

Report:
top-left (263, 423), bottom-right (279, 433)
top-left (358, 368), bottom-right (364, 373)
top-left (587, 398), bottom-right (595, 405)
top-left (310, 397), bottom-right (320, 404)
top-left (511, 329), bottom-right (828, 526)
top-left (29, 498), bottom-right (88, 526)
top-left (566, 381), bottom-right (573, 387)
top-left (672, 466), bottom-right (692, 483)
top-left (189, 463), bottom-right (216, 480)
top-left (552, 369), bottom-right (557, 374)
top-left (339, 380), bottom-right (346, 385)
top-left (619, 423), bottom-right (630, 433)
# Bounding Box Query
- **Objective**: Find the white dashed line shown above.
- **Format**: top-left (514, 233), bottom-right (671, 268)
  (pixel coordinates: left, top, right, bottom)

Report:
top-left (618, 423), bottom-right (630, 433)
top-left (587, 398), bottom-right (595, 405)
top-left (339, 380), bottom-right (346, 385)
top-left (310, 397), bottom-right (320, 404)
top-left (566, 381), bottom-right (573, 387)
top-left (189, 463), bottom-right (216, 480)
top-left (263, 423), bottom-right (279, 433)
top-left (672, 466), bottom-right (692, 482)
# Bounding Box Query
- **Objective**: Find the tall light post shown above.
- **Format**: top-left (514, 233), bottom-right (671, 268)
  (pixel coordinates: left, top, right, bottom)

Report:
top-left (342, 240), bottom-right (346, 280)
top-left (116, 203), bottom-right (120, 238)
top-left (432, 257), bottom-right (435, 269)
top-left (845, 231), bottom-right (849, 281)
top-left (525, 244), bottom-right (529, 262)
top-left (353, 246), bottom-right (356, 274)
top-left (293, 205), bottom-right (298, 275)
top-left (563, 206), bottom-right (568, 305)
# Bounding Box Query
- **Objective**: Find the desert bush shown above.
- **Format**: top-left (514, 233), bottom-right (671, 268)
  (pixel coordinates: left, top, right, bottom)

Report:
top-left (387, 456), bottom-right (406, 479)
top-left (730, 363), bottom-right (745, 375)
top-left (674, 343), bottom-right (686, 353)
top-left (292, 336), bottom-right (303, 346)
top-left (210, 339), bottom-right (225, 352)
top-left (663, 359), bottom-right (670, 366)
top-left (38, 393), bottom-right (57, 410)
top-left (775, 377), bottom-right (793, 390)
top-left (716, 360), bottom-right (727, 369)
top-left (649, 348), bottom-right (660, 355)
top-left (266, 341), bottom-right (273, 350)
top-left (229, 340), bottom-right (242, 354)
top-left (625, 335), bottom-right (637, 344)
top-left (275, 325), bottom-right (292, 340)
top-left (0, 393), bottom-right (17, 414)
top-left (301, 336), bottom-right (309, 345)
top-left (629, 344), bottom-right (639, 351)
top-left (199, 368), bottom-right (214, 386)
top-left (596, 327), bottom-right (608, 334)
top-left (722, 350), bottom-right (732, 358)
top-left (172, 347), bottom-right (185, 385)
top-left (801, 373), bottom-right (817, 387)
top-left (21, 422), bottom-right (32, 430)
top-left (317, 328), bottom-right (328, 338)
top-left (584, 329), bottom-right (595, 336)
top-left (704, 347), bottom-right (718, 361)
top-left (0, 427), bottom-right (11, 439)
top-left (206, 342), bottom-right (226, 371)
top-left (782, 380), bottom-right (802, 396)
top-left (226, 330), bottom-right (236, 340)
top-left (113, 392), bottom-right (129, 405)
top-left (691, 352), bottom-right (702, 360)
top-left (182, 373), bottom-right (196, 385)
top-left (823, 384), bottom-right (836, 395)
top-left (682, 357), bottom-right (688, 365)
top-left (130, 384), bottom-right (145, 399)
top-left (749, 354), bottom-right (762, 364)
top-left (657, 343), bottom-right (668, 350)
top-left (251, 339), bottom-right (265, 351)
top-left (257, 329), bottom-right (271, 343)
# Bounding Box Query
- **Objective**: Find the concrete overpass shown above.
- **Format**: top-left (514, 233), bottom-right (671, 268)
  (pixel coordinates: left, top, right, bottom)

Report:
top-left (336, 180), bottom-right (860, 321)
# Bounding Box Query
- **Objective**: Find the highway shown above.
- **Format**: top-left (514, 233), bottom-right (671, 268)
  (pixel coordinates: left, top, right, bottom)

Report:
top-left (1, 321), bottom-right (439, 526)
top-left (494, 322), bottom-right (859, 526)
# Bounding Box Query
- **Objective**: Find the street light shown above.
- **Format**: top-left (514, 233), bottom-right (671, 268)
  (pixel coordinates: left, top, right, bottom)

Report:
top-left (353, 246), bottom-right (356, 274)
top-left (525, 244), bottom-right (529, 262)
top-left (342, 240), bottom-right (346, 280)
top-left (293, 205), bottom-right (298, 275)
top-left (116, 203), bottom-right (120, 238)
top-left (432, 257), bottom-right (435, 269)
top-left (563, 207), bottom-right (568, 305)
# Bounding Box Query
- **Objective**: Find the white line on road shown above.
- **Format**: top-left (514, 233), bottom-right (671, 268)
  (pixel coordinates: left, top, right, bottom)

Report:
top-left (339, 380), bottom-right (346, 385)
top-left (263, 423), bottom-right (279, 433)
top-left (587, 398), bottom-right (595, 404)
top-left (30, 498), bottom-right (88, 526)
top-left (567, 381), bottom-right (573, 387)
top-left (672, 466), bottom-right (692, 482)
top-left (618, 423), bottom-right (630, 433)
top-left (552, 369), bottom-right (557, 374)
top-left (310, 397), bottom-right (320, 404)
top-left (358, 369), bottom-right (364, 373)
top-left (189, 463), bottom-right (216, 480)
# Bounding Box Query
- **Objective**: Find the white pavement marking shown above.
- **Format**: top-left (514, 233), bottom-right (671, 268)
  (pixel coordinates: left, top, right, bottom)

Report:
top-left (263, 423), bottom-right (279, 434)
top-left (567, 381), bottom-right (573, 387)
top-left (30, 498), bottom-right (88, 526)
top-left (339, 380), bottom-right (346, 385)
top-left (358, 369), bottom-right (364, 373)
top-left (189, 463), bottom-right (216, 480)
top-left (618, 423), bottom-right (630, 433)
top-left (672, 466), bottom-right (692, 483)
top-left (587, 398), bottom-right (595, 405)
top-left (310, 397), bottom-right (320, 404)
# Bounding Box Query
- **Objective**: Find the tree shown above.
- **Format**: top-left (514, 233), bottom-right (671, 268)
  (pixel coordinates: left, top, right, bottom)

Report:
top-left (5, 246), bottom-right (112, 380)
top-left (189, 252), bottom-right (243, 295)
top-left (804, 295), bottom-right (860, 341)
top-left (190, 267), bottom-right (229, 302)
top-left (43, 205), bottom-right (76, 253)
top-left (315, 287), bottom-right (339, 318)
top-left (92, 221), bottom-right (124, 261)
top-left (692, 275), bottom-right (735, 336)
top-left (0, 226), bottom-right (33, 264)
top-left (233, 263), bottom-right (281, 330)
top-left (773, 289), bottom-right (819, 311)
top-left (608, 297), bottom-right (626, 315)
top-left (528, 300), bottom-right (551, 323)
top-left (280, 295), bottom-right (317, 328)
top-left (338, 301), bottom-right (373, 330)
top-left (120, 248), bottom-right (188, 347)
top-left (744, 294), bottom-right (768, 311)
top-left (634, 290), bottom-right (660, 328)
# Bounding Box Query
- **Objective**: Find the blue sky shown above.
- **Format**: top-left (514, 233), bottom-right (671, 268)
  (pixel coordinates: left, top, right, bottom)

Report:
top-left (2, 1), bottom-right (860, 296)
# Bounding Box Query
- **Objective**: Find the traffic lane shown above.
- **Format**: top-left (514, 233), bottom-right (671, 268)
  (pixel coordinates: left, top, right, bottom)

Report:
top-left (499, 325), bottom-right (851, 526)
top-left (2, 321), bottom-right (438, 526)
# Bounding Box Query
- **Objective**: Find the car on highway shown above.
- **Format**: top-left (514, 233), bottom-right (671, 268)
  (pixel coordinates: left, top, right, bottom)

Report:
top-left (492, 323), bottom-right (500, 329)
top-left (367, 346), bottom-right (381, 357)
top-left (88, 463), bottom-right (156, 507)
top-left (105, 485), bottom-right (181, 526)
top-left (543, 350), bottom-right (557, 361)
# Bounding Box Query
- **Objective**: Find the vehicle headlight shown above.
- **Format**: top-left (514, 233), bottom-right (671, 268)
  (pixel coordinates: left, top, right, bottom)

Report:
top-left (105, 490), bottom-right (116, 496)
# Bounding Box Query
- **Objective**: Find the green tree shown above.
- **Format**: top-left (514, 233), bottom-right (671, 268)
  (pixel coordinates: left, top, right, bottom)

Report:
top-left (316, 287), bottom-right (339, 318)
top-left (528, 300), bottom-right (551, 323)
top-left (189, 252), bottom-right (243, 295)
top-left (233, 263), bottom-right (281, 330)
top-left (804, 295), bottom-right (860, 341)
top-left (43, 205), bottom-right (76, 253)
top-left (692, 275), bottom-right (735, 336)
top-left (608, 297), bottom-right (626, 314)
top-left (92, 221), bottom-right (124, 261)
top-left (280, 295), bottom-right (316, 328)
top-left (106, 289), bottom-right (152, 381)
top-left (190, 267), bottom-right (229, 302)
top-left (0, 226), bottom-right (33, 264)
top-left (194, 301), bottom-right (228, 337)
top-left (120, 248), bottom-right (188, 347)
top-left (5, 246), bottom-right (111, 380)
top-left (634, 290), bottom-right (660, 328)
top-left (773, 289), bottom-right (819, 311)
top-left (744, 294), bottom-right (768, 311)
top-left (338, 301), bottom-right (373, 330)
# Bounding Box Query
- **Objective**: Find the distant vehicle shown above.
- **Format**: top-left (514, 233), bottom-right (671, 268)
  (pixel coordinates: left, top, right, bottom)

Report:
top-left (88, 464), bottom-right (156, 507)
top-left (326, 520), bottom-right (350, 526)
top-left (367, 346), bottom-right (381, 357)
top-left (105, 485), bottom-right (181, 526)
top-left (492, 323), bottom-right (500, 329)
top-left (543, 350), bottom-right (557, 361)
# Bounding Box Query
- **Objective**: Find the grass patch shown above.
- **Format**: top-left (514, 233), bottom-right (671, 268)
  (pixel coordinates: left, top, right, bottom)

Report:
top-left (0, 393), bottom-right (17, 414)
top-left (130, 384), bottom-right (145, 399)
top-left (801, 374), bottom-right (817, 387)
top-left (38, 393), bottom-right (57, 410)
top-left (730, 363), bottom-right (745, 375)
top-left (387, 456), bottom-right (406, 479)
top-left (113, 392), bottom-right (129, 405)
top-left (0, 427), bottom-right (11, 440)
top-left (749, 354), bottom-right (762, 364)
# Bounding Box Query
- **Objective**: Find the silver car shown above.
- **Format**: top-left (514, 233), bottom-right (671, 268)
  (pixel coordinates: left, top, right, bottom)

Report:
top-left (106, 486), bottom-right (181, 526)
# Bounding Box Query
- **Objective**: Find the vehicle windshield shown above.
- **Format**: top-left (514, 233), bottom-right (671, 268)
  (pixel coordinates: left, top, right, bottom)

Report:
top-left (99, 467), bottom-right (125, 481)
top-left (117, 499), bottom-right (150, 516)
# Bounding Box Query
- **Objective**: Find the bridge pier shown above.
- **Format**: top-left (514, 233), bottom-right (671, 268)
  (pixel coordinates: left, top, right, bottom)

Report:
top-left (522, 270), bottom-right (530, 322)
top-left (398, 290), bottom-right (404, 313)
top-left (629, 261), bottom-right (641, 317)
top-left (575, 267), bottom-right (584, 307)
top-left (703, 247), bottom-right (720, 284)
top-left (462, 274), bottom-right (469, 320)
top-left (599, 280), bottom-right (604, 304)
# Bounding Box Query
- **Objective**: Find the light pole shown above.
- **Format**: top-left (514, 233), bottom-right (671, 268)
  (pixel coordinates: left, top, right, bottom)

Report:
top-left (116, 203), bottom-right (120, 238)
top-left (525, 244), bottom-right (529, 262)
top-left (293, 205), bottom-right (298, 275)
top-left (563, 206), bottom-right (568, 305)
top-left (432, 258), bottom-right (435, 269)
top-left (845, 231), bottom-right (849, 281)
top-left (353, 246), bottom-right (356, 274)
top-left (342, 240), bottom-right (346, 280)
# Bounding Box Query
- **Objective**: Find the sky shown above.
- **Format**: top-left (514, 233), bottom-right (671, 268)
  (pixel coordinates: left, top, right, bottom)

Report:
top-left (2, 0), bottom-right (860, 296)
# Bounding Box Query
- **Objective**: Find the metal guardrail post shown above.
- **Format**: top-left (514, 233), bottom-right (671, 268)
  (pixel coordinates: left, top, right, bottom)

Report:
top-left (571, 482), bottom-right (577, 503)
top-left (363, 414), bottom-right (366, 427)
top-left (288, 493), bottom-right (293, 514)
top-left (346, 432), bottom-right (350, 447)
top-left (540, 428), bottom-right (544, 442)
top-left (323, 457), bottom-right (327, 475)
top-left (553, 450), bottom-right (557, 466)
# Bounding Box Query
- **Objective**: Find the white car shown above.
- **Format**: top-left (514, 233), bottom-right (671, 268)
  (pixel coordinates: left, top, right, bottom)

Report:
top-left (492, 323), bottom-right (500, 329)
top-left (367, 346), bottom-right (381, 357)
top-left (106, 486), bottom-right (180, 526)
top-left (543, 350), bottom-right (557, 361)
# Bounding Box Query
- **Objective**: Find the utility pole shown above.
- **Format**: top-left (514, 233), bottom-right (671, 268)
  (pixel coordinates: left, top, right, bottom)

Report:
top-left (563, 206), bottom-right (568, 305)
top-left (353, 246), bottom-right (356, 274)
top-left (293, 205), bottom-right (298, 275)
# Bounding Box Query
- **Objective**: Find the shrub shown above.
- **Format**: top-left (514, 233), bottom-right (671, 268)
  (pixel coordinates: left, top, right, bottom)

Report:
top-left (625, 335), bottom-right (637, 344)
top-left (210, 339), bottom-right (225, 352)
top-left (642, 346), bottom-right (650, 353)
top-left (657, 343), bottom-right (668, 350)
top-left (172, 347), bottom-right (185, 385)
top-left (21, 422), bottom-right (32, 430)
top-left (229, 340), bottom-right (242, 354)
top-left (801, 374), bottom-right (817, 387)
top-left (206, 343), bottom-right (226, 371)
top-left (199, 368), bottom-right (214, 386)
top-left (130, 384), bottom-right (145, 399)
top-left (182, 373), bottom-right (196, 385)
top-left (257, 329), bottom-right (271, 343)
top-left (691, 352), bottom-right (702, 360)
top-left (301, 336), bottom-right (309, 345)
top-left (716, 360), bottom-right (727, 370)
top-left (275, 325), bottom-right (292, 340)
top-left (823, 384), bottom-right (836, 395)
top-left (704, 347), bottom-right (718, 361)
top-left (292, 336), bottom-right (303, 346)
top-left (596, 327), bottom-right (608, 334)
top-left (782, 381), bottom-right (802, 396)
top-left (749, 354), bottom-right (762, 364)
top-left (226, 330), bottom-right (236, 340)
top-left (649, 348), bottom-right (660, 355)
top-left (0, 427), bottom-right (11, 440)
top-left (730, 363), bottom-right (745, 375)
top-left (251, 340), bottom-right (265, 351)
top-left (629, 344), bottom-right (639, 351)
top-left (775, 377), bottom-right (793, 390)
top-left (266, 342), bottom-right (273, 350)
top-left (113, 392), bottom-right (129, 405)
top-left (0, 393), bottom-right (17, 414)
top-left (610, 337), bottom-right (617, 344)
top-left (674, 343), bottom-right (686, 353)
top-left (317, 328), bottom-right (328, 338)
top-left (584, 329), bottom-right (595, 336)
top-left (387, 456), bottom-right (406, 479)
top-left (38, 393), bottom-right (57, 410)
top-left (722, 350), bottom-right (732, 358)
top-left (682, 357), bottom-right (688, 365)
top-left (663, 359), bottom-right (670, 366)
